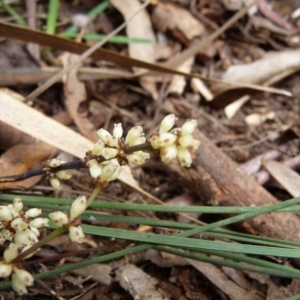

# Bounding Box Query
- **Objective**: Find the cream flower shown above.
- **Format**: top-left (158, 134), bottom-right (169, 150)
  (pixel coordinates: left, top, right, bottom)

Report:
top-left (49, 196), bottom-right (87, 244)
top-left (148, 115), bottom-right (200, 167)
top-left (94, 123), bottom-right (149, 167)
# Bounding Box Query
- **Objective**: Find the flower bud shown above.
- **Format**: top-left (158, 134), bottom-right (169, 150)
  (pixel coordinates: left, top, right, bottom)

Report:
top-left (0, 262), bottom-right (12, 278)
top-left (11, 218), bottom-right (28, 232)
top-left (160, 145), bottom-right (177, 163)
top-left (4, 243), bottom-right (20, 262)
top-left (97, 129), bottom-right (118, 147)
top-left (159, 114), bottom-right (176, 132)
top-left (178, 135), bottom-right (194, 148)
top-left (1, 229), bottom-right (14, 241)
top-left (8, 204), bottom-right (19, 218)
top-left (50, 177), bottom-right (62, 190)
top-left (100, 162), bottom-right (119, 182)
top-left (56, 170), bottom-right (72, 180)
top-left (13, 198), bottom-right (23, 212)
top-left (92, 139), bottom-right (105, 155)
top-left (88, 159), bottom-right (102, 178)
top-left (48, 158), bottom-right (62, 168)
top-left (177, 146), bottom-right (192, 167)
top-left (29, 218), bottom-right (49, 229)
top-left (14, 229), bottom-right (38, 246)
top-left (113, 123), bottom-right (123, 139)
top-left (127, 151), bottom-right (150, 166)
top-left (70, 196), bottom-right (87, 220)
top-left (12, 268), bottom-right (34, 295)
top-left (49, 211), bottom-right (69, 226)
top-left (102, 148), bottom-right (119, 160)
top-left (25, 208), bottom-right (42, 218)
top-left (158, 132), bottom-right (177, 148)
top-left (181, 119), bottom-right (197, 136)
top-left (126, 126), bottom-right (144, 145)
top-left (0, 206), bottom-right (13, 221)
top-left (69, 226), bottom-right (84, 244)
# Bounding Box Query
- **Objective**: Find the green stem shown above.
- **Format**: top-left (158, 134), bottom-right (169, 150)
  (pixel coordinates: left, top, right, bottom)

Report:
top-left (15, 227), bottom-right (67, 261)
top-left (86, 186), bottom-right (100, 207)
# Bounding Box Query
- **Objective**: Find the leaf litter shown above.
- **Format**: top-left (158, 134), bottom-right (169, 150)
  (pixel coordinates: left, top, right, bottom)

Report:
top-left (0, 0), bottom-right (300, 299)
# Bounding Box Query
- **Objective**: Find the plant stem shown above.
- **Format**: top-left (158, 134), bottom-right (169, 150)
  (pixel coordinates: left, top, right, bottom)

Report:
top-left (86, 186), bottom-right (100, 207)
top-left (15, 227), bottom-right (67, 261)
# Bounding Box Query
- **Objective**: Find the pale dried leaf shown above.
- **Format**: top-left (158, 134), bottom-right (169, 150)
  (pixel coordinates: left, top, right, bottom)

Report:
top-left (190, 78), bottom-right (213, 101)
top-left (152, 3), bottom-right (204, 40)
top-left (224, 95), bottom-right (250, 119)
top-left (111, 0), bottom-right (158, 99)
top-left (244, 111), bottom-right (275, 126)
top-left (223, 49), bottom-right (300, 84)
top-left (0, 89), bottom-right (93, 158)
top-left (167, 56), bottom-right (194, 95)
top-left (264, 160), bottom-right (300, 197)
top-left (72, 264), bottom-right (112, 285)
top-left (116, 264), bottom-right (164, 300)
top-left (60, 52), bottom-right (98, 142)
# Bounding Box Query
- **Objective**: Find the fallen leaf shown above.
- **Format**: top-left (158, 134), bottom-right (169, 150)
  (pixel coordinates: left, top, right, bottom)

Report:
top-left (116, 264), bottom-right (164, 300)
top-left (152, 3), bottom-right (204, 40)
top-left (222, 50), bottom-right (300, 84)
top-left (264, 160), bottom-right (300, 197)
top-left (167, 56), bottom-right (194, 95)
top-left (187, 259), bottom-right (264, 300)
top-left (0, 142), bottom-right (57, 190)
top-left (244, 111), bottom-right (275, 126)
top-left (72, 264), bottom-right (112, 285)
top-left (60, 52), bottom-right (98, 141)
top-left (110, 0), bottom-right (158, 99)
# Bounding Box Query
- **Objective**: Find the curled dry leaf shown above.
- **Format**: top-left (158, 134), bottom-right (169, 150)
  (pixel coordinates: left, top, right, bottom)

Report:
top-left (60, 52), bottom-right (98, 142)
top-left (110, 0), bottom-right (158, 99)
top-left (222, 50), bottom-right (300, 85)
top-left (152, 3), bottom-right (204, 40)
top-left (212, 49), bottom-right (300, 118)
top-left (167, 56), bottom-right (194, 95)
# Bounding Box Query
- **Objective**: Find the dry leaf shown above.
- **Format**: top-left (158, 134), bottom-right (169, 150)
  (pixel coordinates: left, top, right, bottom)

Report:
top-left (190, 78), bottom-right (213, 101)
top-left (61, 52), bottom-right (98, 142)
top-left (244, 111), bottom-right (275, 126)
top-left (167, 56), bottom-right (194, 95)
top-left (187, 259), bottom-right (263, 300)
top-left (263, 160), bottom-right (300, 197)
top-left (72, 264), bottom-right (112, 285)
top-left (152, 3), bottom-right (204, 40)
top-left (110, 0), bottom-right (158, 99)
top-left (222, 50), bottom-right (300, 84)
top-left (0, 142), bottom-right (57, 190)
top-left (116, 264), bottom-right (164, 300)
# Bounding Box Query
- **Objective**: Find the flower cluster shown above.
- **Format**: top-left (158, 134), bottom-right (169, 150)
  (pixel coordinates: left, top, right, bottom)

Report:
top-left (0, 198), bottom-right (49, 294)
top-left (0, 243), bottom-right (34, 294)
top-left (85, 124), bottom-right (150, 187)
top-left (49, 195), bottom-right (87, 244)
top-left (46, 158), bottom-right (72, 190)
top-left (148, 114), bottom-right (200, 167)
top-left (0, 198), bottom-right (49, 247)
top-left (0, 114), bottom-right (201, 295)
